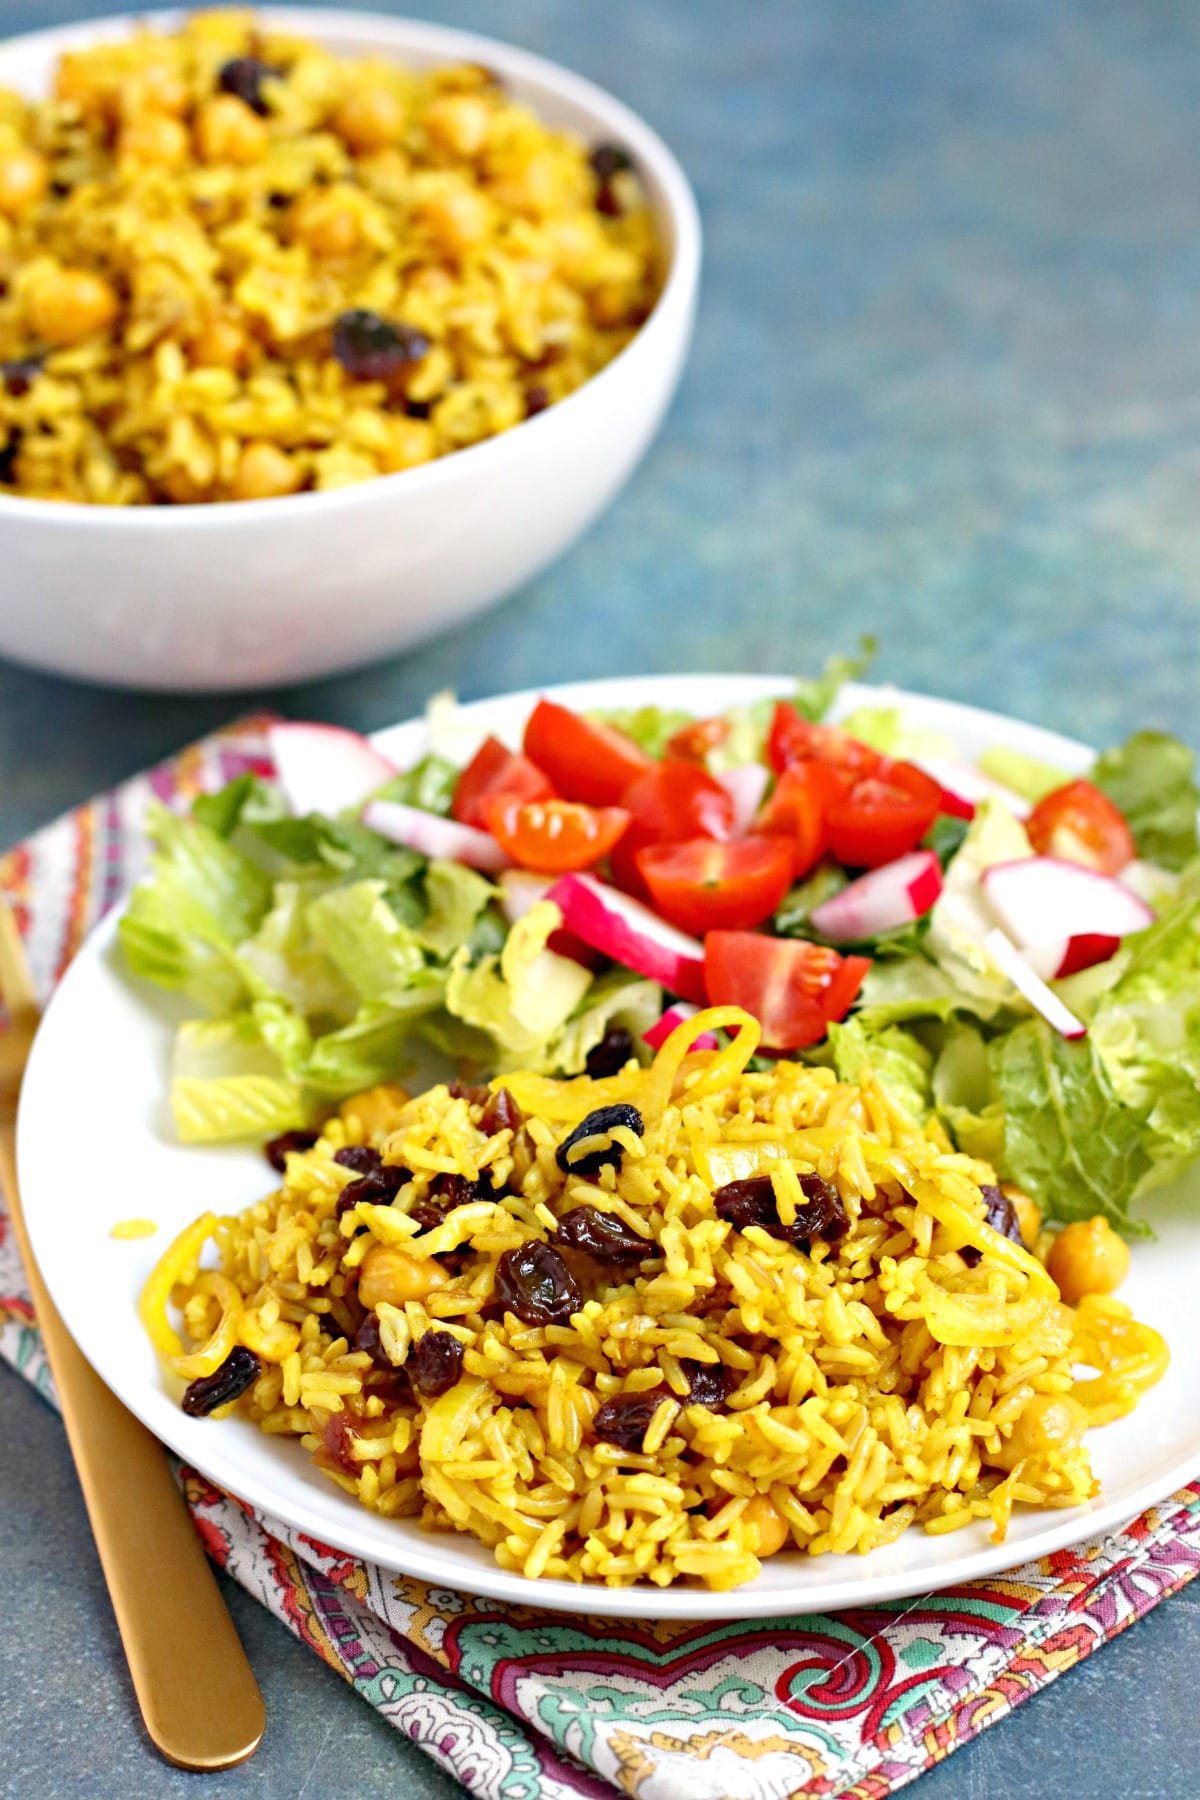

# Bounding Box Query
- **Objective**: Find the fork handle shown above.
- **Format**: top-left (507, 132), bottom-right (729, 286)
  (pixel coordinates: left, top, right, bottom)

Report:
top-left (0, 1125), bottom-right (266, 1770)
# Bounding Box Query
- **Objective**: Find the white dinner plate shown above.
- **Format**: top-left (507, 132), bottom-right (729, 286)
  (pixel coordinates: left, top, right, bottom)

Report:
top-left (17, 675), bottom-right (1200, 1620)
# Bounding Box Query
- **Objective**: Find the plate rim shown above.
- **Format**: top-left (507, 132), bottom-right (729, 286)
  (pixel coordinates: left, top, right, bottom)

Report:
top-left (17, 672), bottom-right (1200, 1620)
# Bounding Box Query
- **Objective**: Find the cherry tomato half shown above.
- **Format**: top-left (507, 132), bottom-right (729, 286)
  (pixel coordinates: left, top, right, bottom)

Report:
top-left (523, 700), bottom-right (652, 807)
top-left (665, 715), bottom-right (731, 762)
top-left (756, 762), bottom-right (850, 879)
top-left (635, 836), bottom-right (794, 935)
top-left (483, 796), bottom-right (630, 873)
top-left (766, 702), bottom-right (884, 780)
top-left (611, 760), bottom-right (735, 893)
top-left (452, 736), bottom-right (555, 829)
top-left (1026, 779), bottom-right (1135, 875)
top-left (704, 932), bottom-right (871, 1051)
top-left (824, 761), bottom-right (941, 868)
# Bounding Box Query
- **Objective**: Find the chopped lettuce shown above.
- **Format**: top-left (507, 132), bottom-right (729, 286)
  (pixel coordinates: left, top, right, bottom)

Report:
top-left (794, 636), bottom-right (877, 723)
top-left (554, 974), bottom-right (662, 1075)
top-left (774, 862), bottom-right (848, 937)
top-left (836, 705), bottom-right (956, 764)
top-left (305, 881), bottom-right (428, 1006)
top-left (976, 745), bottom-right (1065, 804)
top-left (1091, 730), bottom-right (1199, 872)
top-left (415, 860), bottom-right (498, 959)
top-left (827, 1015), bottom-right (933, 1122)
top-left (924, 799), bottom-right (1034, 1008)
top-left (592, 706), bottom-right (693, 759)
top-left (445, 901), bottom-right (593, 1068)
top-left (170, 1016), bottom-right (306, 1143)
top-left (374, 753), bottom-right (459, 818)
top-left (236, 880), bottom-right (355, 1015)
top-left (932, 1022), bottom-right (1006, 1165)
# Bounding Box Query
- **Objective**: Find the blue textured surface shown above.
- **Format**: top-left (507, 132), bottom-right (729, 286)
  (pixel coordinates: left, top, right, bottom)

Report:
top-left (2, 0), bottom-right (1200, 1793)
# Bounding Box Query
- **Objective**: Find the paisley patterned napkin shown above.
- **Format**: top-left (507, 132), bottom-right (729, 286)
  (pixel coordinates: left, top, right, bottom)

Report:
top-left (3, 715), bottom-right (1199, 1800)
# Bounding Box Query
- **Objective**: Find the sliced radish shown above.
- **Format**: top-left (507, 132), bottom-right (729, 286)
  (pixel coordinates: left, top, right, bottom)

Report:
top-left (548, 873), bottom-right (707, 1004)
top-left (269, 721), bottom-right (396, 818)
top-left (1024, 933), bottom-right (1122, 981)
top-left (981, 857), bottom-right (1152, 953)
top-left (984, 928), bottom-right (1087, 1039)
top-left (714, 763), bottom-right (770, 837)
top-left (912, 758), bottom-right (1033, 822)
top-left (497, 868), bottom-right (598, 966)
top-left (362, 799), bottom-right (509, 872)
top-left (809, 850), bottom-right (943, 943)
top-left (642, 1002), bottom-right (719, 1053)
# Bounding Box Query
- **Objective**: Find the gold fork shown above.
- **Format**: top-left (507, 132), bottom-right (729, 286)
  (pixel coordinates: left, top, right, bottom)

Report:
top-left (0, 901), bottom-right (266, 1769)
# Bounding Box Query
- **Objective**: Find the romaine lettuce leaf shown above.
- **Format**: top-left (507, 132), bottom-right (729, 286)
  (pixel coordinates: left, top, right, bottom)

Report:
top-left (374, 753), bottom-right (460, 818)
top-left (553, 974), bottom-right (662, 1076)
top-left (415, 860), bottom-right (498, 959)
top-left (236, 880), bottom-right (354, 1015)
top-left (924, 799), bottom-right (1034, 1007)
top-left (795, 636), bottom-right (877, 722)
top-left (169, 1014), bottom-right (306, 1143)
top-left (305, 880), bottom-right (428, 1006)
top-left (836, 705), bottom-right (955, 764)
top-left (1090, 730), bottom-right (1199, 872)
top-left (975, 746), bottom-right (1065, 804)
top-left (446, 901), bottom-right (593, 1067)
top-left (932, 1021), bottom-right (1006, 1164)
top-left (826, 1015), bottom-right (933, 1122)
top-left (592, 706), bottom-right (693, 759)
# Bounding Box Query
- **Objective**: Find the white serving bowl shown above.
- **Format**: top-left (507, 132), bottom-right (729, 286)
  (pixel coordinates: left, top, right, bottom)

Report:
top-left (0, 8), bottom-right (700, 691)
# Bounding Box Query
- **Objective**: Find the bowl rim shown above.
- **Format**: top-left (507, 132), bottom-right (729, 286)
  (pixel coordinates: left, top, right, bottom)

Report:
top-left (0, 4), bottom-right (702, 528)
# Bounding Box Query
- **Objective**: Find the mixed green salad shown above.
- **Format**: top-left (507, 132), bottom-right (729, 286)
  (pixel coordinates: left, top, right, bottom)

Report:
top-left (119, 656), bottom-right (1200, 1239)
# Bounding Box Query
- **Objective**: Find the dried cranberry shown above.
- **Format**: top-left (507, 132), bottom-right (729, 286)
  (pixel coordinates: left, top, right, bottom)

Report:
top-left (264, 1129), bottom-right (319, 1172)
top-left (410, 1330), bottom-right (465, 1398)
top-left (217, 56), bottom-right (283, 116)
top-left (1, 356), bottom-right (43, 398)
top-left (556, 1104), bottom-right (644, 1177)
top-left (961, 1184), bottom-right (1022, 1268)
top-left (679, 1359), bottom-right (737, 1412)
top-left (181, 1346), bottom-right (261, 1417)
top-left (589, 143), bottom-right (634, 180)
top-left (712, 1173), bottom-right (848, 1246)
top-left (494, 1240), bottom-right (582, 1325)
top-left (584, 1025), bottom-right (634, 1078)
top-left (524, 384), bottom-right (551, 418)
top-left (480, 1087), bottom-right (523, 1136)
top-left (593, 1388), bottom-right (667, 1451)
top-left (554, 1205), bottom-right (652, 1265)
top-left (332, 310), bottom-right (430, 381)
top-left (334, 1145), bottom-right (382, 1175)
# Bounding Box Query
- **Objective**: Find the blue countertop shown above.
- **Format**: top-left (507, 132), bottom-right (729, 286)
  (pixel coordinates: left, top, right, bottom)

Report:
top-left (3, 0), bottom-right (1200, 1793)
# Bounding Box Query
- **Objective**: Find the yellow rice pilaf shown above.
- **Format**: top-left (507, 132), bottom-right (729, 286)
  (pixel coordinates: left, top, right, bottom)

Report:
top-left (143, 1005), bottom-right (1169, 1590)
top-left (0, 11), bottom-right (660, 503)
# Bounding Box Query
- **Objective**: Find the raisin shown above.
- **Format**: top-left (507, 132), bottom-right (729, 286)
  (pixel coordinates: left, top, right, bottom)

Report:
top-left (556, 1104), bottom-right (644, 1177)
top-left (334, 1145), bottom-right (382, 1175)
top-left (584, 1025), bottom-right (634, 1078)
top-left (524, 384), bottom-right (551, 418)
top-left (0, 432), bottom-right (20, 485)
top-left (430, 1171), bottom-right (491, 1209)
top-left (181, 1346), bottom-right (261, 1417)
top-left (217, 56), bottom-right (283, 116)
top-left (554, 1205), bottom-right (653, 1265)
top-left (410, 1330), bottom-right (465, 1398)
top-left (405, 398), bottom-right (432, 420)
top-left (264, 1129), bottom-right (319, 1171)
top-left (1, 356), bottom-right (43, 398)
top-left (332, 310), bottom-right (430, 381)
top-left (408, 1197), bottom-right (451, 1233)
top-left (480, 1087), bottom-right (523, 1136)
top-left (712, 1173), bottom-right (848, 1246)
top-left (448, 1081), bottom-right (490, 1106)
top-left (589, 143), bottom-right (634, 180)
top-left (494, 1240), bottom-right (582, 1325)
top-left (679, 1359), bottom-right (737, 1411)
top-left (961, 1184), bottom-right (1022, 1268)
top-left (354, 1312), bottom-right (391, 1368)
top-left (336, 1163), bottom-right (408, 1217)
top-left (595, 181), bottom-right (623, 218)
top-left (593, 1388), bottom-right (667, 1451)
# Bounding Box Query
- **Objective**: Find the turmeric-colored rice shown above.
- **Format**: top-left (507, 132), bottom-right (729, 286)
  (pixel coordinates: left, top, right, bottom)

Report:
top-left (143, 1005), bottom-right (1168, 1590)
top-left (0, 11), bottom-right (660, 504)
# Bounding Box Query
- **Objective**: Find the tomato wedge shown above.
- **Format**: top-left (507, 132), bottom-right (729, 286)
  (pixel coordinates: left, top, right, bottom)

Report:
top-left (635, 836), bottom-right (793, 935)
top-left (665, 715), bottom-right (731, 762)
top-left (1026, 779), bottom-right (1135, 875)
top-left (824, 761), bottom-right (941, 868)
top-left (704, 932), bottom-right (871, 1050)
top-left (611, 760), bottom-right (735, 893)
top-left (523, 700), bottom-right (652, 807)
top-left (756, 762), bottom-right (849, 879)
top-left (766, 702), bottom-right (883, 780)
top-left (452, 736), bottom-right (555, 829)
top-left (483, 796), bottom-right (630, 873)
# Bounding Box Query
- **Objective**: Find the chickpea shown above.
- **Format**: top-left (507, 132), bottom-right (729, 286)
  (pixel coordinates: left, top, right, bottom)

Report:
top-left (1047, 1216), bottom-right (1131, 1307)
top-left (424, 93), bottom-right (491, 159)
top-left (230, 440), bottom-right (301, 501)
top-left (189, 313), bottom-right (251, 371)
top-left (416, 185), bottom-right (492, 256)
top-left (333, 84), bottom-right (405, 153)
top-left (358, 1243), bottom-right (447, 1309)
top-left (994, 1393), bottom-right (1088, 1470)
top-left (159, 466), bottom-right (212, 504)
top-left (127, 63), bottom-right (190, 119)
top-left (289, 187), bottom-right (361, 259)
top-left (742, 1493), bottom-right (790, 1558)
top-left (0, 146), bottom-right (48, 217)
top-left (28, 267), bottom-right (118, 346)
top-left (339, 1082), bottom-right (409, 1137)
top-left (1002, 1183), bottom-right (1042, 1249)
top-left (118, 112), bottom-right (190, 169)
top-left (194, 94), bottom-right (268, 166)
